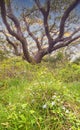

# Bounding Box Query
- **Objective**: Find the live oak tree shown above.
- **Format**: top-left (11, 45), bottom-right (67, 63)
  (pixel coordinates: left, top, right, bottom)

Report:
top-left (0, 0), bottom-right (80, 63)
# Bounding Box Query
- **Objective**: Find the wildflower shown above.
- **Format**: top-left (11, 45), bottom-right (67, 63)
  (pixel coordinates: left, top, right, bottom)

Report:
top-left (52, 95), bottom-right (56, 99)
top-left (65, 109), bottom-right (69, 113)
top-left (57, 98), bottom-right (60, 101)
top-left (42, 104), bottom-right (47, 109)
top-left (62, 106), bottom-right (66, 110)
top-left (51, 101), bottom-right (55, 106)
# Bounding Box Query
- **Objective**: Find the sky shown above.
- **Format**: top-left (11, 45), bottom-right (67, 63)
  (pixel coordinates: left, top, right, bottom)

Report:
top-left (12, 0), bottom-right (80, 15)
top-left (12, 0), bottom-right (45, 9)
top-left (13, 0), bottom-right (34, 8)
top-left (0, 0), bottom-right (80, 28)
top-left (13, 0), bottom-right (80, 8)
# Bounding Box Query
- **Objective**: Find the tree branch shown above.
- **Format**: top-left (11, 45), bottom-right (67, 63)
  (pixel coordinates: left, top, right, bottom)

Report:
top-left (0, 0), bottom-right (22, 41)
top-left (46, 0), bottom-right (51, 15)
top-left (0, 0), bottom-right (31, 62)
top-left (53, 35), bottom-right (80, 51)
top-left (0, 30), bottom-right (19, 55)
top-left (7, 1), bottom-right (22, 36)
top-left (34, 0), bottom-right (45, 15)
top-left (23, 16), bottom-right (41, 51)
top-left (58, 0), bottom-right (79, 39)
top-left (35, 0), bottom-right (53, 50)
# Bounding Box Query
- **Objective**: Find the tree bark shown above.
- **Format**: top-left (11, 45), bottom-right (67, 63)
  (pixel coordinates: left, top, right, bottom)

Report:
top-left (34, 48), bottom-right (48, 63)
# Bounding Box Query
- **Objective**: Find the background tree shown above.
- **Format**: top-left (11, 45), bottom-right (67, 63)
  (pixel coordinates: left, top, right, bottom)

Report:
top-left (0, 0), bottom-right (80, 63)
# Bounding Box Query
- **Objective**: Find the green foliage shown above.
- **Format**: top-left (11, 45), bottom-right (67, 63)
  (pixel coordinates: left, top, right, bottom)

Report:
top-left (58, 63), bottom-right (80, 82)
top-left (1, 103), bottom-right (41, 130)
top-left (0, 57), bottom-right (80, 130)
top-left (0, 50), bottom-right (8, 61)
top-left (43, 51), bottom-right (64, 64)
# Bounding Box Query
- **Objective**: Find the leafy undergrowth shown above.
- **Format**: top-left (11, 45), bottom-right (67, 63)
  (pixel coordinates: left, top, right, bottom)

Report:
top-left (0, 57), bottom-right (80, 130)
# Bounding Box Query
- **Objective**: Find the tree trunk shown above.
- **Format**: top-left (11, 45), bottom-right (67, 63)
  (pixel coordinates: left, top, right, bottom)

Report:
top-left (34, 49), bottom-right (47, 63)
top-left (21, 41), bottom-right (32, 63)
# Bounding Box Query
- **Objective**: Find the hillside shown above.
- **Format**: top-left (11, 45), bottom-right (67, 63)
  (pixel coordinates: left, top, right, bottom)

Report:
top-left (0, 57), bottom-right (80, 130)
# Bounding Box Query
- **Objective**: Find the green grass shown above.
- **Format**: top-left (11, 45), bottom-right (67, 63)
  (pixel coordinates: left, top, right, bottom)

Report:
top-left (0, 57), bottom-right (80, 130)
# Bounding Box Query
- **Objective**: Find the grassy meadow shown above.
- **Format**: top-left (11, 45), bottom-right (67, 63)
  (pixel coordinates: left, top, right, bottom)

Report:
top-left (0, 57), bottom-right (80, 130)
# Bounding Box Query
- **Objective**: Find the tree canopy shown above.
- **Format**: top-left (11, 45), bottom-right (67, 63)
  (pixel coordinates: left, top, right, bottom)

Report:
top-left (0, 0), bottom-right (80, 63)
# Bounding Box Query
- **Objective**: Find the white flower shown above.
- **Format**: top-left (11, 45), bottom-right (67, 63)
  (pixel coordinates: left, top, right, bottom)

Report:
top-left (52, 95), bottom-right (56, 99)
top-left (62, 106), bottom-right (66, 110)
top-left (42, 104), bottom-right (47, 109)
top-left (65, 109), bottom-right (69, 113)
top-left (57, 99), bottom-right (60, 101)
top-left (51, 101), bottom-right (55, 106)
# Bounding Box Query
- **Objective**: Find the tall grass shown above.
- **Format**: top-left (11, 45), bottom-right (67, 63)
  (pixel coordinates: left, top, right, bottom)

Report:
top-left (0, 57), bottom-right (80, 130)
